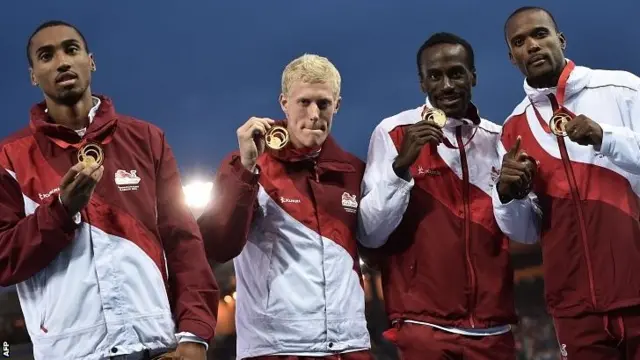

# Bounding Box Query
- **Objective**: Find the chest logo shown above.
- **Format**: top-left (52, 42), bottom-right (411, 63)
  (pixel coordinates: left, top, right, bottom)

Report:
top-left (115, 169), bottom-right (141, 191)
top-left (341, 192), bottom-right (358, 213)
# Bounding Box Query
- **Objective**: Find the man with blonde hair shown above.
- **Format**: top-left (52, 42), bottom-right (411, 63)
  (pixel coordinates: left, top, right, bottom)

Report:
top-left (198, 54), bottom-right (373, 359)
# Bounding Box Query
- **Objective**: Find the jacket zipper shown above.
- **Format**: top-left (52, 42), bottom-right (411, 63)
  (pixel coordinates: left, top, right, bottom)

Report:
top-left (456, 127), bottom-right (477, 328)
top-left (549, 94), bottom-right (597, 308)
top-left (312, 160), bottom-right (330, 344)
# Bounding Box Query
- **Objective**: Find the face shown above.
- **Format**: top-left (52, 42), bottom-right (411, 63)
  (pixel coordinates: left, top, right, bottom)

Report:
top-left (506, 10), bottom-right (566, 83)
top-left (419, 43), bottom-right (476, 119)
top-left (279, 81), bottom-right (340, 148)
top-left (28, 25), bottom-right (95, 105)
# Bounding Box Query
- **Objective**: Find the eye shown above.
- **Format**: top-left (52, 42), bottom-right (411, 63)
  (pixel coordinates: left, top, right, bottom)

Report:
top-left (534, 29), bottom-right (548, 38)
top-left (38, 52), bottom-right (52, 62)
top-left (67, 46), bottom-right (80, 54)
top-left (428, 73), bottom-right (440, 81)
top-left (450, 70), bottom-right (464, 79)
top-left (317, 100), bottom-right (330, 110)
top-left (513, 38), bottom-right (524, 47)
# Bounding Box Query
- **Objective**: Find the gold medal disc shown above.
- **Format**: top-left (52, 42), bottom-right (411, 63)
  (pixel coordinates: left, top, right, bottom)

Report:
top-left (77, 143), bottom-right (104, 167)
top-left (549, 112), bottom-right (572, 137)
top-left (265, 126), bottom-right (289, 150)
top-left (423, 108), bottom-right (447, 128)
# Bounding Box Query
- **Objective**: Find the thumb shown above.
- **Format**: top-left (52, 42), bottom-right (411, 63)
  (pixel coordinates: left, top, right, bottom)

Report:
top-left (61, 162), bottom-right (85, 188)
top-left (507, 136), bottom-right (521, 157)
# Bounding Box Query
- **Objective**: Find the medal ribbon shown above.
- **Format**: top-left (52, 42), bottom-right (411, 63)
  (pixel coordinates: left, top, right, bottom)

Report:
top-left (421, 105), bottom-right (479, 149)
top-left (529, 60), bottom-right (576, 133)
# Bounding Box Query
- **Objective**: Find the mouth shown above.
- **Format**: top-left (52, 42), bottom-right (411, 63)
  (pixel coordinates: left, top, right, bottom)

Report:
top-left (55, 72), bottom-right (78, 86)
top-left (438, 94), bottom-right (463, 107)
top-left (527, 54), bottom-right (548, 67)
top-left (303, 124), bottom-right (327, 134)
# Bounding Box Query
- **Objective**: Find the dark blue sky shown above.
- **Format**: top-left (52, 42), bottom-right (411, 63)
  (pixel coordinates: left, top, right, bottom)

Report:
top-left (1, 0), bottom-right (637, 181)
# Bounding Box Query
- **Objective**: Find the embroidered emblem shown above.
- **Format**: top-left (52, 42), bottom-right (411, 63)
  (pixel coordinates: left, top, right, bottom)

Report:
top-left (115, 169), bottom-right (141, 192)
top-left (341, 192), bottom-right (358, 213)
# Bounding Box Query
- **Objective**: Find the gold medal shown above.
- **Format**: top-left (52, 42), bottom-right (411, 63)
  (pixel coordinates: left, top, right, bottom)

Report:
top-left (77, 143), bottom-right (104, 167)
top-left (265, 126), bottom-right (289, 150)
top-left (549, 112), bottom-right (572, 137)
top-left (422, 107), bottom-right (447, 128)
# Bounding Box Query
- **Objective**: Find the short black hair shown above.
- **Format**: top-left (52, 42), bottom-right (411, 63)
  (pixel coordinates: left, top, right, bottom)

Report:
top-left (27, 20), bottom-right (89, 67)
top-left (504, 6), bottom-right (559, 41)
top-left (416, 32), bottom-right (475, 80)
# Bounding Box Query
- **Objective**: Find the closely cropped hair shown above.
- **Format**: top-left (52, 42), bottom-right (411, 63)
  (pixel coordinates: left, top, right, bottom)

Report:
top-left (27, 20), bottom-right (89, 67)
top-left (281, 54), bottom-right (341, 99)
top-left (504, 6), bottom-right (559, 40)
top-left (416, 32), bottom-right (475, 80)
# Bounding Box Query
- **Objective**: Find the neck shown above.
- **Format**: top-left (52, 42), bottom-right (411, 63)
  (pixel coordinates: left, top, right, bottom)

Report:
top-left (45, 91), bottom-right (94, 130)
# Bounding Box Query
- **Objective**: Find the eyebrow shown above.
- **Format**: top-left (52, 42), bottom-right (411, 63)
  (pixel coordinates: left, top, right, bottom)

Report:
top-left (509, 26), bottom-right (550, 42)
top-left (35, 38), bottom-right (81, 56)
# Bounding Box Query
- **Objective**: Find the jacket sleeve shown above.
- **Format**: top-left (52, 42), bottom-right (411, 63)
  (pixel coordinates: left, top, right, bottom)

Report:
top-left (595, 77), bottom-right (640, 175)
top-left (491, 136), bottom-right (542, 245)
top-left (357, 123), bottom-right (413, 249)
top-left (197, 153), bottom-right (259, 263)
top-left (154, 132), bottom-right (219, 345)
top-left (0, 167), bottom-right (78, 286)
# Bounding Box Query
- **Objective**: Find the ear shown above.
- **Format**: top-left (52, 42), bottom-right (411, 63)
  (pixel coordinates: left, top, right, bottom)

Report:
top-left (29, 68), bottom-right (37, 86)
top-left (558, 32), bottom-right (567, 50)
top-left (334, 96), bottom-right (341, 113)
top-left (419, 74), bottom-right (428, 93)
top-left (471, 68), bottom-right (477, 87)
top-left (508, 51), bottom-right (516, 66)
top-left (89, 53), bottom-right (96, 71)
top-left (279, 93), bottom-right (287, 114)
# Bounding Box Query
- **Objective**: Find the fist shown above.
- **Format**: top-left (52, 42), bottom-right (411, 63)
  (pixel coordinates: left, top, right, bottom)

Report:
top-left (497, 136), bottom-right (538, 203)
top-left (236, 117), bottom-right (275, 172)
top-left (564, 114), bottom-right (603, 148)
top-left (393, 120), bottom-right (444, 177)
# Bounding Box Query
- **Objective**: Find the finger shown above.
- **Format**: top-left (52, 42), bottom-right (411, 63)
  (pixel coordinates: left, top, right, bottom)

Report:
top-left (563, 119), bottom-right (576, 133)
top-left (61, 162), bottom-right (85, 188)
top-left (499, 174), bottom-right (526, 184)
top-left (502, 158), bottom-right (530, 171)
top-left (239, 117), bottom-right (266, 134)
top-left (507, 136), bottom-right (522, 157)
top-left (500, 167), bottom-right (528, 178)
top-left (414, 121), bottom-right (443, 131)
top-left (254, 117), bottom-right (275, 128)
top-left (90, 166), bottom-right (104, 182)
top-left (413, 127), bottom-right (444, 141)
top-left (516, 151), bottom-right (532, 163)
top-left (415, 134), bottom-right (442, 146)
top-left (250, 122), bottom-right (268, 137)
top-left (70, 163), bottom-right (100, 191)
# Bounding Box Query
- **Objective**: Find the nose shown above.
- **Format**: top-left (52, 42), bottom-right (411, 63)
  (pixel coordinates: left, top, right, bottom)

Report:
top-left (56, 52), bottom-right (72, 72)
top-left (308, 102), bottom-right (320, 121)
top-left (442, 76), bottom-right (454, 91)
top-left (525, 38), bottom-right (541, 54)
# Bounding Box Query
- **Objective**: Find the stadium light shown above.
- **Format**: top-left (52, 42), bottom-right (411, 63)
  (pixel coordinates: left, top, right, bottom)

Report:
top-left (182, 180), bottom-right (214, 209)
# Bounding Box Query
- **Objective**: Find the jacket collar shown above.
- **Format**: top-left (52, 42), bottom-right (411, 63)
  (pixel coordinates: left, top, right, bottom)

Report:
top-left (267, 120), bottom-right (356, 173)
top-left (523, 59), bottom-right (591, 103)
top-left (424, 97), bottom-right (481, 128)
top-left (29, 94), bottom-right (118, 149)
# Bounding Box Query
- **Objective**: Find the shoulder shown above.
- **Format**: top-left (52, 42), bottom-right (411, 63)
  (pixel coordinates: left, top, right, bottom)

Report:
top-left (341, 150), bottom-right (366, 173)
top-left (0, 127), bottom-right (35, 170)
top-left (478, 117), bottom-right (502, 135)
top-left (375, 106), bottom-right (421, 134)
top-left (116, 114), bottom-right (166, 139)
top-left (585, 67), bottom-right (640, 91)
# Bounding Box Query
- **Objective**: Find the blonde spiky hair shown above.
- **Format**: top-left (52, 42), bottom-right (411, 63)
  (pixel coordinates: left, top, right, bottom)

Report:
top-left (281, 53), bottom-right (341, 99)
